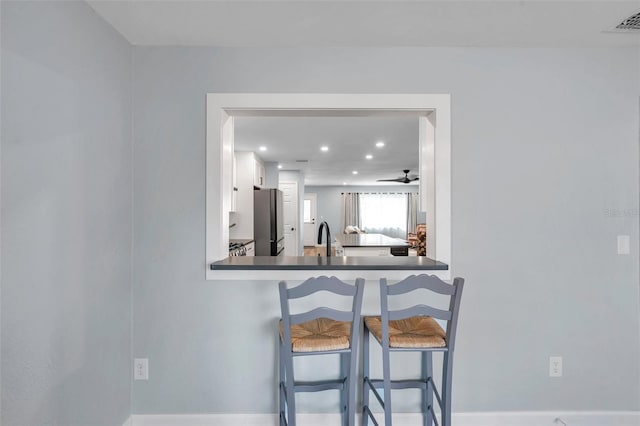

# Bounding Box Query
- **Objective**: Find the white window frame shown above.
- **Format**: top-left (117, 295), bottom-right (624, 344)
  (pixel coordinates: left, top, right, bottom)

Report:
top-left (206, 94), bottom-right (451, 280)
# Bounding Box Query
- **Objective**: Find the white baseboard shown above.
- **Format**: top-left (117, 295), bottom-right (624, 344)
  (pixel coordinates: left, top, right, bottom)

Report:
top-left (132, 414), bottom-right (277, 426)
top-left (454, 412), bottom-right (640, 426)
top-left (131, 411), bottom-right (640, 426)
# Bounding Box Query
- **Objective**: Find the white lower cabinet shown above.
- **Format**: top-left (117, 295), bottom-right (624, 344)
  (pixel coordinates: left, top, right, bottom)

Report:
top-left (343, 247), bottom-right (391, 256)
top-left (245, 242), bottom-right (255, 257)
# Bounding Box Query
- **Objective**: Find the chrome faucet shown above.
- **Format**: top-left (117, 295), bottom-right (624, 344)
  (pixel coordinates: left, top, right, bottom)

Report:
top-left (317, 221), bottom-right (332, 257)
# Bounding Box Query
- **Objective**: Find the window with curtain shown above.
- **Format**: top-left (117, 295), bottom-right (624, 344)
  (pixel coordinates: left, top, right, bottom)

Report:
top-left (359, 193), bottom-right (409, 239)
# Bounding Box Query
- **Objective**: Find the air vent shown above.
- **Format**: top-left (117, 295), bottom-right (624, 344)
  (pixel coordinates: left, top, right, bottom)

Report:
top-left (611, 11), bottom-right (640, 32)
top-left (295, 160), bottom-right (308, 163)
top-left (617, 11), bottom-right (640, 29)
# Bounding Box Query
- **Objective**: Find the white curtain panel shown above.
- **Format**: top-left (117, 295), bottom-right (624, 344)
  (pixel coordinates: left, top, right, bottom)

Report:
top-left (407, 192), bottom-right (418, 236)
top-left (360, 193), bottom-right (408, 239)
top-left (341, 192), bottom-right (361, 232)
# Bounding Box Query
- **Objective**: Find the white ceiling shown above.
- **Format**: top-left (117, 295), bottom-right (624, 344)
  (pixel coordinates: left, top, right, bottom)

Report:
top-left (88, 0), bottom-right (640, 47)
top-left (234, 115), bottom-right (419, 186)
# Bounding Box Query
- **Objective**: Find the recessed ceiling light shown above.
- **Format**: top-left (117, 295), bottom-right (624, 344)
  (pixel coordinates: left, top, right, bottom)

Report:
top-left (259, 146), bottom-right (267, 151)
top-left (277, 164), bottom-right (283, 169)
top-left (352, 171), bottom-right (358, 175)
top-left (320, 146), bottom-right (329, 152)
top-left (376, 141), bottom-right (385, 148)
top-left (343, 182), bottom-right (347, 185)
top-left (365, 154), bottom-right (373, 160)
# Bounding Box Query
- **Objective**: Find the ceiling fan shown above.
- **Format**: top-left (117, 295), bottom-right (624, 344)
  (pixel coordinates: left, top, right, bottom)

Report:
top-left (376, 169), bottom-right (419, 184)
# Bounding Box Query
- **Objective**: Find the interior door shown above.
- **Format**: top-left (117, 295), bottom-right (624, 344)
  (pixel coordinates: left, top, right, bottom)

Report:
top-left (303, 193), bottom-right (317, 247)
top-left (279, 181), bottom-right (299, 256)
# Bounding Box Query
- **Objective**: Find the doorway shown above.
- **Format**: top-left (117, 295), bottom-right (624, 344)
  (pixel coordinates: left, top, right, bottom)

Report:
top-left (303, 193), bottom-right (317, 247)
top-left (279, 181), bottom-right (299, 256)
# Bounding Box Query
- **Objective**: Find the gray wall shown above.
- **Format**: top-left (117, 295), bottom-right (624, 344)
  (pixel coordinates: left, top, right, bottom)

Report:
top-left (306, 185), bottom-right (417, 236)
top-left (264, 161), bottom-right (279, 189)
top-left (132, 46), bottom-right (640, 413)
top-left (1, 2), bottom-right (132, 425)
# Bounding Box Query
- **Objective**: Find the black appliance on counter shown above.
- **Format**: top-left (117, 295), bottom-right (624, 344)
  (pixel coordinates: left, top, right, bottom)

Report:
top-left (254, 188), bottom-right (285, 256)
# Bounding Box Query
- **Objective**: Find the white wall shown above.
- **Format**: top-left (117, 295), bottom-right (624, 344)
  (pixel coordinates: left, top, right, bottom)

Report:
top-left (132, 46), bottom-right (640, 413)
top-left (1, 1), bottom-right (133, 425)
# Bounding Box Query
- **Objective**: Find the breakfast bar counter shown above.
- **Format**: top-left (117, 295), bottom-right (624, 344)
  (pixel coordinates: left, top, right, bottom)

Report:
top-left (210, 255), bottom-right (446, 270)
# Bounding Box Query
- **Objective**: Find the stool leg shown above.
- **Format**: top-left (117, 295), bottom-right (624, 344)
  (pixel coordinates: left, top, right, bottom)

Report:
top-left (382, 343), bottom-right (392, 426)
top-left (347, 346), bottom-right (358, 426)
top-left (284, 349), bottom-right (296, 426)
top-left (279, 340), bottom-right (286, 426)
top-left (442, 352), bottom-right (453, 426)
top-left (422, 352), bottom-right (433, 426)
top-left (340, 353), bottom-right (348, 426)
top-left (361, 325), bottom-right (370, 426)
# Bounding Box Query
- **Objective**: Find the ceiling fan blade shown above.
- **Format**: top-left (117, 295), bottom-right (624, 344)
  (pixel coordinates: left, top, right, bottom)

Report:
top-left (377, 170), bottom-right (419, 183)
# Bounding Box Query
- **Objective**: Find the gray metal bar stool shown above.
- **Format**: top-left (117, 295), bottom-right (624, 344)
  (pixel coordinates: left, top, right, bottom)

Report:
top-left (279, 276), bottom-right (365, 426)
top-left (362, 274), bottom-right (464, 426)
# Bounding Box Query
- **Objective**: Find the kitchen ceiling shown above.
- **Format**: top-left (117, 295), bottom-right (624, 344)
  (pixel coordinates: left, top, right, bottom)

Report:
top-left (234, 115), bottom-right (419, 186)
top-left (88, 1), bottom-right (640, 47)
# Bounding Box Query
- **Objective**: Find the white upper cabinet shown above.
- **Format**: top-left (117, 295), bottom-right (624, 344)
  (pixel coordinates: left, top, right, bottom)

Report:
top-left (230, 151), bottom-right (264, 239)
top-left (230, 153), bottom-right (237, 212)
top-left (253, 155), bottom-right (265, 188)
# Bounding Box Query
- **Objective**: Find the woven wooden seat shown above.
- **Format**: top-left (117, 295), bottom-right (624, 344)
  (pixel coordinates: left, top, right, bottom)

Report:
top-left (364, 316), bottom-right (446, 348)
top-left (280, 318), bottom-right (351, 352)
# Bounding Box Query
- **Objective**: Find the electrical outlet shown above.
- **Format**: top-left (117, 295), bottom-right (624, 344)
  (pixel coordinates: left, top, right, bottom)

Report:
top-left (549, 356), bottom-right (562, 377)
top-left (134, 358), bottom-right (149, 380)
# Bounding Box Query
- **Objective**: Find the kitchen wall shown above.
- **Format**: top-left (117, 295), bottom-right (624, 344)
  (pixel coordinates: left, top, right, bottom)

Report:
top-left (306, 184), bottom-right (417, 237)
top-left (1, 2), bottom-right (132, 425)
top-left (264, 161), bottom-right (279, 189)
top-left (132, 46), bottom-right (640, 414)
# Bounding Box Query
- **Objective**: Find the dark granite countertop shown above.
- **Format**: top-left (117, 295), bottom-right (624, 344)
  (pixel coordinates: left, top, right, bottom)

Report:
top-left (336, 233), bottom-right (410, 248)
top-left (210, 256), bottom-right (447, 270)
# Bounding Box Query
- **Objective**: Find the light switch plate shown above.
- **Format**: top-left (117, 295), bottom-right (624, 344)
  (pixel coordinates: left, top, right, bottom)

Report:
top-left (617, 235), bottom-right (630, 255)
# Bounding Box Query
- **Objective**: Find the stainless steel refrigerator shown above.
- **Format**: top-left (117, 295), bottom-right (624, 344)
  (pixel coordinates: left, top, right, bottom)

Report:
top-left (253, 188), bottom-right (285, 256)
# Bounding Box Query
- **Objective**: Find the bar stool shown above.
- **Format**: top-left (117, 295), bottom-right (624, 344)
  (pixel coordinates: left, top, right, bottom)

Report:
top-left (279, 276), bottom-right (365, 426)
top-left (362, 274), bottom-right (464, 426)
